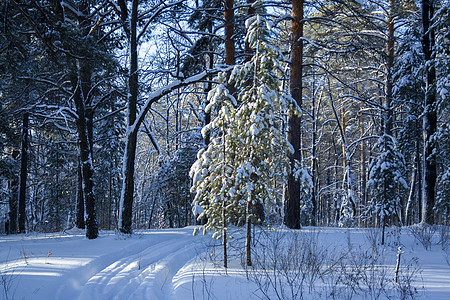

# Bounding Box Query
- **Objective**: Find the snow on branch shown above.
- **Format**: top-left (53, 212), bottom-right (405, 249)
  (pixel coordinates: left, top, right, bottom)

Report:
top-left (130, 66), bottom-right (232, 136)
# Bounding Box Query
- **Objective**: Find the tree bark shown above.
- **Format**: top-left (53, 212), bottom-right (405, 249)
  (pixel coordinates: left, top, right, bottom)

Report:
top-left (359, 109), bottom-right (367, 227)
top-left (383, 0), bottom-right (397, 226)
top-left (416, 139), bottom-right (423, 222)
top-left (405, 164), bottom-right (417, 225)
top-left (70, 0), bottom-right (98, 239)
top-left (224, 0), bottom-right (235, 67)
top-left (18, 112), bottom-right (29, 233)
top-left (311, 82), bottom-right (318, 226)
top-left (76, 159), bottom-right (85, 229)
top-left (9, 178), bottom-right (18, 234)
top-left (421, 0), bottom-right (437, 225)
top-left (284, 0), bottom-right (304, 229)
top-left (119, 0), bottom-right (139, 234)
top-left (73, 78), bottom-right (98, 239)
top-left (385, 0), bottom-right (395, 137)
top-left (116, 0), bottom-right (226, 233)
top-left (224, 0), bottom-right (236, 96)
top-left (246, 195), bottom-right (252, 266)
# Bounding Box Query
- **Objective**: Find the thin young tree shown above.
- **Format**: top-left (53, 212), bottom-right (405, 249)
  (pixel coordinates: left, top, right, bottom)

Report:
top-left (17, 112), bottom-right (29, 233)
top-left (367, 135), bottom-right (408, 244)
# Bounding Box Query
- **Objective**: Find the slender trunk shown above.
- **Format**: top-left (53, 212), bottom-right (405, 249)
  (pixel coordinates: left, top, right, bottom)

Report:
top-left (383, 0), bottom-right (396, 226)
top-left (284, 0), bottom-right (304, 229)
top-left (333, 136), bottom-right (340, 224)
top-left (119, 0), bottom-right (139, 234)
top-left (217, 0), bottom-right (235, 269)
top-left (224, 0), bottom-right (235, 68)
top-left (18, 112), bottom-right (29, 233)
top-left (246, 194), bottom-right (253, 267)
top-left (421, 0), bottom-right (437, 225)
top-left (203, 23), bottom-right (214, 146)
top-left (224, 0), bottom-right (235, 99)
top-left (416, 139), bottom-right (422, 223)
top-left (221, 114), bottom-right (228, 268)
top-left (69, 37), bottom-right (98, 239)
top-left (56, 155), bottom-right (61, 231)
top-left (359, 110), bottom-right (367, 227)
top-left (330, 93), bottom-right (356, 222)
top-left (222, 199), bottom-right (227, 268)
top-left (108, 168), bottom-right (112, 230)
top-left (405, 164), bottom-right (416, 225)
top-left (73, 79), bottom-right (98, 239)
top-left (385, 0), bottom-right (395, 137)
top-left (76, 160), bottom-right (85, 229)
top-left (311, 84), bottom-right (317, 226)
top-left (9, 178), bottom-right (18, 234)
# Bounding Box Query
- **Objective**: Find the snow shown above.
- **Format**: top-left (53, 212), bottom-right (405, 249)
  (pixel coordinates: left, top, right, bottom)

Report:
top-left (1, 226), bottom-right (449, 300)
top-left (249, 124), bottom-right (259, 136)
top-left (191, 205), bottom-right (204, 217)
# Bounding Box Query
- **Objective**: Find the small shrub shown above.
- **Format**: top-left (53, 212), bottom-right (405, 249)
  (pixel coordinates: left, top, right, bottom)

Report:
top-left (408, 224), bottom-right (437, 250)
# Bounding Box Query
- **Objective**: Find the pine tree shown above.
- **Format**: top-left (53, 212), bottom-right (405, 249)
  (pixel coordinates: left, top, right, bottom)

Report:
top-left (191, 15), bottom-right (297, 266)
top-left (285, 0), bottom-right (304, 230)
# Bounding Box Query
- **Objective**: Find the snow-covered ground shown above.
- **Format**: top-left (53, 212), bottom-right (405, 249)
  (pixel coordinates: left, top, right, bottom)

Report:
top-left (0, 226), bottom-right (449, 300)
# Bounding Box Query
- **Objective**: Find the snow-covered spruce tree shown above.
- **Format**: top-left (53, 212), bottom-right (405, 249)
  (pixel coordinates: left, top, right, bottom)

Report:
top-left (436, 123), bottom-right (450, 219)
top-left (367, 135), bottom-right (407, 244)
top-left (392, 14), bottom-right (425, 225)
top-left (190, 73), bottom-right (238, 268)
top-left (190, 15), bottom-right (295, 267)
top-left (434, 3), bottom-right (450, 222)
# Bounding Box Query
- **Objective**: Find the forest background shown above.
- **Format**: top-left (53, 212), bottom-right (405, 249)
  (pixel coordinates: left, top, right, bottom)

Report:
top-left (0, 0), bottom-right (449, 239)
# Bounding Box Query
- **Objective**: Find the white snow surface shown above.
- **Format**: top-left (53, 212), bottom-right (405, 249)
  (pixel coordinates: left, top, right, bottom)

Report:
top-left (0, 226), bottom-right (449, 300)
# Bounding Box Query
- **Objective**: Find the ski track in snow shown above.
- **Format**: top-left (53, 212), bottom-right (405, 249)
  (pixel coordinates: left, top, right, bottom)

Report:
top-left (0, 228), bottom-right (208, 300)
top-left (1, 227), bottom-right (450, 300)
top-left (74, 234), bottom-right (204, 300)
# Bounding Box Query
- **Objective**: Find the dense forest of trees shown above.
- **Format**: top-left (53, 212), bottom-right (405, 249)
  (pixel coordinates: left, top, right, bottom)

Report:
top-left (0, 0), bottom-right (449, 239)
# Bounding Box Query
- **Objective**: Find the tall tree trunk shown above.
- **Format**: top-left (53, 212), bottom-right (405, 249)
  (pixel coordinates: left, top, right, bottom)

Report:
top-left (245, 197), bottom-right (252, 266)
top-left (311, 90), bottom-right (317, 226)
top-left (119, 0), bottom-right (139, 234)
top-left (284, 0), bottom-right (303, 229)
top-left (224, 0), bottom-right (236, 95)
top-left (204, 49), bottom-right (213, 146)
top-left (18, 112), bottom-right (29, 233)
top-left (421, 0), bottom-right (437, 225)
top-left (218, 0), bottom-right (236, 268)
top-left (73, 78), bottom-right (98, 239)
top-left (330, 92), bottom-right (356, 224)
top-left (340, 116), bottom-right (356, 222)
top-left (9, 178), bottom-right (18, 234)
top-left (70, 0), bottom-right (98, 239)
top-left (359, 109), bottom-right (367, 227)
top-left (116, 0), bottom-right (220, 233)
top-left (224, 0), bottom-right (235, 68)
top-left (385, 0), bottom-right (395, 137)
top-left (384, 0), bottom-right (397, 226)
top-left (76, 159), bottom-right (85, 229)
top-left (416, 139), bottom-right (423, 223)
top-left (405, 163), bottom-right (417, 225)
